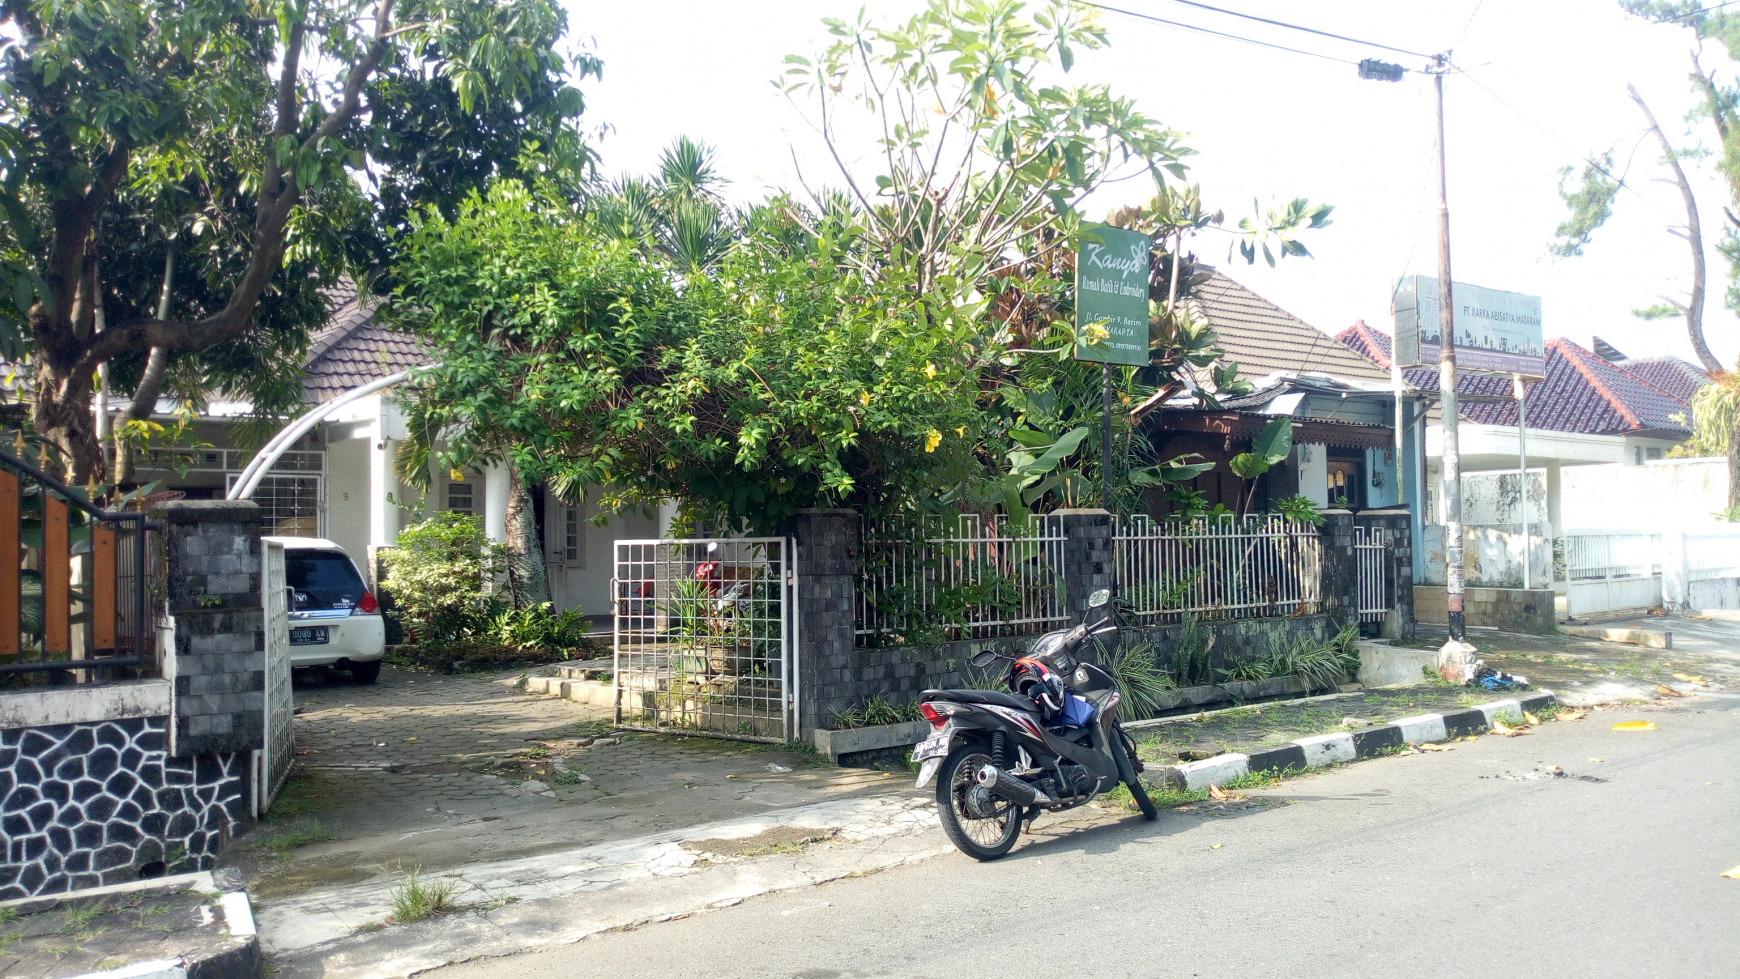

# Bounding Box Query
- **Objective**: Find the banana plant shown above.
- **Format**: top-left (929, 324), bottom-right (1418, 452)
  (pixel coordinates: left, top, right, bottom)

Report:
top-left (1227, 417), bottom-right (1293, 517)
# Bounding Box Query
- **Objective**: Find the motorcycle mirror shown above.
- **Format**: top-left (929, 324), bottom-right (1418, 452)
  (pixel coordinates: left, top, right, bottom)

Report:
top-left (1088, 588), bottom-right (1111, 608)
top-left (969, 649), bottom-right (999, 669)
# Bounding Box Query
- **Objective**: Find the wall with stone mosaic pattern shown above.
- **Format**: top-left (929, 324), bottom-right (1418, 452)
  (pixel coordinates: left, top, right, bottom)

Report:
top-left (0, 715), bottom-right (247, 899)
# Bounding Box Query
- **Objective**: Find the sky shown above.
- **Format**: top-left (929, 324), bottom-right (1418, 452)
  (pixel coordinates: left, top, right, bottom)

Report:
top-left (567, 0), bottom-right (1740, 370)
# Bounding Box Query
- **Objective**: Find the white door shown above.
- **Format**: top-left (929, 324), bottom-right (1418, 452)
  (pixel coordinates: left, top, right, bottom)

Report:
top-left (545, 493), bottom-right (591, 615)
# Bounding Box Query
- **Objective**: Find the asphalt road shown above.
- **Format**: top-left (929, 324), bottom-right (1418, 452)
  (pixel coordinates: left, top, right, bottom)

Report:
top-left (437, 696), bottom-right (1740, 979)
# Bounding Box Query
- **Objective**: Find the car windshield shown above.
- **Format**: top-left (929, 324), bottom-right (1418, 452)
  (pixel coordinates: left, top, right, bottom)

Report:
top-left (286, 550), bottom-right (366, 611)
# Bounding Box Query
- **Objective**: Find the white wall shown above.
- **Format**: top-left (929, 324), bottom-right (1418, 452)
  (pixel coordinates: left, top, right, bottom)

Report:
top-left (1461, 470), bottom-right (1548, 526)
top-left (1294, 443), bottom-right (1328, 507)
top-left (323, 433), bottom-right (371, 561)
top-left (1561, 458), bottom-right (1732, 531)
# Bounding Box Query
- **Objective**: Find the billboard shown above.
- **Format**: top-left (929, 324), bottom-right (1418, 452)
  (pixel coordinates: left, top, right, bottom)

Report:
top-left (1393, 275), bottom-right (1544, 376)
top-left (1075, 224), bottom-right (1152, 367)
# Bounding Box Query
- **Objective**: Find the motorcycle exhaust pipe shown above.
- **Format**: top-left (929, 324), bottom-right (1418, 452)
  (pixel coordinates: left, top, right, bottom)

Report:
top-left (976, 764), bottom-right (1050, 806)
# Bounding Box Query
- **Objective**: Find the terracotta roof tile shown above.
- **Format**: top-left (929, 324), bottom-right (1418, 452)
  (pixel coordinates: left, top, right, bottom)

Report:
top-left (1191, 271), bottom-right (1391, 385)
top-left (1616, 356), bottom-right (1709, 403)
top-left (301, 289), bottom-right (433, 405)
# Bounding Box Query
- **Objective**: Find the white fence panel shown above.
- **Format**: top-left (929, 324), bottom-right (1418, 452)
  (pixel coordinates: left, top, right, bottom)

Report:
top-left (857, 514), bottom-right (1067, 644)
top-left (1113, 515), bottom-right (1322, 622)
top-left (254, 540), bottom-right (293, 816)
top-left (1564, 530), bottom-right (1662, 618)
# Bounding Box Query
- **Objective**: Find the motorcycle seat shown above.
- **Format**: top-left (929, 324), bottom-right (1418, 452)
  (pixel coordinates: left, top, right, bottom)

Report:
top-left (919, 688), bottom-right (1037, 713)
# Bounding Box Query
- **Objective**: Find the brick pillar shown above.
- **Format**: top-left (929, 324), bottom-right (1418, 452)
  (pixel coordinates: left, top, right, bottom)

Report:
top-left (1058, 509), bottom-right (1113, 625)
top-left (150, 500), bottom-right (267, 758)
top-left (784, 509), bottom-right (859, 738)
top-left (1318, 508), bottom-right (1357, 627)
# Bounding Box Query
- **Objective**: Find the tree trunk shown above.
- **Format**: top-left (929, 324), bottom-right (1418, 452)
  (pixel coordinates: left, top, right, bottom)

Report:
top-left (113, 246), bottom-right (176, 485)
top-left (1730, 397), bottom-right (1740, 512)
top-left (32, 361), bottom-right (103, 484)
top-left (504, 465), bottom-right (550, 608)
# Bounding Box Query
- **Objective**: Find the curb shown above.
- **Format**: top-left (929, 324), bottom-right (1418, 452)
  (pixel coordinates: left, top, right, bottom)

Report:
top-left (1560, 625), bottom-right (1672, 649)
top-left (1150, 691), bottom-right (1558, 792)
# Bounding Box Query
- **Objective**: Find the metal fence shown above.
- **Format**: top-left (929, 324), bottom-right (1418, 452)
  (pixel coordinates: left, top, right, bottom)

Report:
top-left (1563, 531), bottom-right (1662, 582)
top-left (1355, 525), bottom-right (1392, 624)
top-left (1112, 514), bottom-right (1322, 623)
top-left (856, 513), bottom-right (1068, 645)
top-left (1685, 532), bottom-right (1740, 581)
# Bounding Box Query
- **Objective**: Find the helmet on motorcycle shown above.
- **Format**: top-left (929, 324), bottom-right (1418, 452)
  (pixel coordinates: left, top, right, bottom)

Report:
top-left (1013, 658), bottom-right (1066, 721)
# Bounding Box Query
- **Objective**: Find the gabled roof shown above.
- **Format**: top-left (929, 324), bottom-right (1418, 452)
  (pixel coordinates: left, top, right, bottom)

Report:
top-left (301, 287), bottom-right (433, 406)
top-left (1190, 272), bottom-right (1392, 386)
top-left (1613, 356), bottom-right (1709, 403)
top-left (1334, 324), bottom-right (1693, 437)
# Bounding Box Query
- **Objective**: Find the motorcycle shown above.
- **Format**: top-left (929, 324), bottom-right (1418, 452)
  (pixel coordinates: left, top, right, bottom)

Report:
top-left (912, 588), bottom-right (1157, 860)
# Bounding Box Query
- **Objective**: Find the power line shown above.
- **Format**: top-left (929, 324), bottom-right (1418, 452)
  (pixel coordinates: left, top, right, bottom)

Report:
top-left (1671, 0), bottom-right (1740, 20)
top-left (1153, 0), bottom-right (1436, 60)
top-left (1076, 1), bottom-right (1369, 68)
top-left (1453, 0), bottom-right (1486, 49)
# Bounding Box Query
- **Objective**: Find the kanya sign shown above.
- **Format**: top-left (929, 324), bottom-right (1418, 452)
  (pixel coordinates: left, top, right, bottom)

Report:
top-left (1075, 224), bottom-right (1152, 367)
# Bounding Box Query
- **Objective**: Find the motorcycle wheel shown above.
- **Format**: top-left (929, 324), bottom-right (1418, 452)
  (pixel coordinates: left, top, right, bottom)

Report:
top-left (1111, 726), bottom-right (1159, 822)
top-left (935, 745), bottom-right (1023, 861)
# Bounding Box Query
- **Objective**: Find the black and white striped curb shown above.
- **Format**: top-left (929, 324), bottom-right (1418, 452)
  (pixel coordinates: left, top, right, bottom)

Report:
top-left (1151, 691), bottom-right (1559, 792)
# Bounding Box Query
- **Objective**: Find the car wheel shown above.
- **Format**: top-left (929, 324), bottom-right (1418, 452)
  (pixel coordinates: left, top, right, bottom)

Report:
top-left (350, 660), bottom-right (382, 684)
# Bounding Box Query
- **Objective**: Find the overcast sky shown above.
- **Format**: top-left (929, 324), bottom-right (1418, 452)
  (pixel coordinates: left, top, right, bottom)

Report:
top-left (568, 0), bottom-right (1740, 370)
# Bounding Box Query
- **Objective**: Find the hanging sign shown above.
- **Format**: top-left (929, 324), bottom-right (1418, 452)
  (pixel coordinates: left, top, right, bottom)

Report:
top-left (1075, 224), bottom-right (1152, 367)
top-left (1393, 275), bottom-right (1545, 377)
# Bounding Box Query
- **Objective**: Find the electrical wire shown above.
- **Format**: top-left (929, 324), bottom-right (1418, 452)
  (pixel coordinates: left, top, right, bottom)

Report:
top-left (1453, 0), bottom-right (1486, 50)
top-left (1074, 1), bottom-right (1370, 68)
top-left (1671, 0), bottom-right (1740, 20)
top-left (1153, 0), bottom-right (1435, 59)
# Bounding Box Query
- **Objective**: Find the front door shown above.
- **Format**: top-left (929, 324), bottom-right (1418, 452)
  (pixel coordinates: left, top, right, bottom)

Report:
top-left (545, 495), bottom-right (592, 616)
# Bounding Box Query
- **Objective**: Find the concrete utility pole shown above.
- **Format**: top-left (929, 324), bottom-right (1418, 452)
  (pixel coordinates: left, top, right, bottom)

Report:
top-left (1431, 53), bottom-right (1477, 675)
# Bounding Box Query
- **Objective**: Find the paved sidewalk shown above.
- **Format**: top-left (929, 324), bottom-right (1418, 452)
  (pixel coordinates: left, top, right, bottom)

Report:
top-left (227, 665), bottom-right (905, 906)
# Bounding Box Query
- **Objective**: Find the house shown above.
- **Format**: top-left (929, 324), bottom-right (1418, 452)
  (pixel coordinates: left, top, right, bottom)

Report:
top-left (1141, 271), bottom-right (1419, 516)
top-left (1336, 321), bottom-right (1704, 539)
top-left (124, 284), bottom-right (665, 624)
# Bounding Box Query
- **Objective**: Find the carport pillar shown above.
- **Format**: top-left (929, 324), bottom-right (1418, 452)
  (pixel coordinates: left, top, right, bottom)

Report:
top-left (484, 463), bottom-right (510, 544)
top-left (784, 509), bottom-right (860, 739)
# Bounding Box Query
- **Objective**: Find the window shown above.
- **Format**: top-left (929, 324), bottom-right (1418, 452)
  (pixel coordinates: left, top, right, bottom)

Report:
top-left (1646, 447), bottom-right (1663, 461)
top-left (251, 475), bottom-right (321, 537)
top-left (564, 506), bottom-right (584, 567)
top-left (285, 549), bottom-right (366, 610)
top-left (1634, 447), bottom-right (1644, 466)
top-left (448, 479), bottom-right (474, 514)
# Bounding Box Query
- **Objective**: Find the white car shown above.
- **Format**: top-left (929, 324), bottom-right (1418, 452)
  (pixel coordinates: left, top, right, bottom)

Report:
top-left (270, 536), bottom-right (387, 683)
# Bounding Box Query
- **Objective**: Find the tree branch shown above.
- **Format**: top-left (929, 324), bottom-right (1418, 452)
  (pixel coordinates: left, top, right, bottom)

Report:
top-left (1631, 83), bottom-right (1719, 373)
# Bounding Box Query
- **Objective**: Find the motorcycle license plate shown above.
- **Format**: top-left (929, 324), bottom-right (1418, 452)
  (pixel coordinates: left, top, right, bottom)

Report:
top-left (913, 733), bottom-right (949, 762)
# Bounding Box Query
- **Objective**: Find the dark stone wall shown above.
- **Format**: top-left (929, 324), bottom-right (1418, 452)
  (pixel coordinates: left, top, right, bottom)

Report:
top-left (0, 716), bottom-right (246, 900)
top-left (1355, 508), bottom-right (1416, 640)
top-left (785, 510), bottom-right (861, 736)
top-left (150, 500), bottom-right (267, 757)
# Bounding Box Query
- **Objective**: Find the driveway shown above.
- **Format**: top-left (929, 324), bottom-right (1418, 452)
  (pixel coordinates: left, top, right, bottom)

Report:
top-left (227, 664), bottom-right (904, 904)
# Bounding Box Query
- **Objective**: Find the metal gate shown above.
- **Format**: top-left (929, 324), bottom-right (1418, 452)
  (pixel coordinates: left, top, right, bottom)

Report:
top-left (1354, 526), bottom-right (1392, 624)
top-left (612, 537), bottom-right (795, 742)
top-left (254, 540), bottom-right (294, 815)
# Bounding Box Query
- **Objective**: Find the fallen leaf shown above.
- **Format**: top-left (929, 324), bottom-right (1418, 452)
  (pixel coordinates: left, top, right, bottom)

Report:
top-left (1207, 784), bottom-right (1248, 802)
top-left (726, 774), bottom-right (737, 779)
top-left (1545, 765), bottom-right (1563, 775)
top-left (1417, 742), bottom-right (1453, 752)
top-left (1560, 709), bottom-right (1588, 722)
top-left (1656, 684), bottom-right (1688, 698)
top-left (1611, 720), bottom-right (1657, 731)
top-left (1210, 842), bottom-right (1223, 849)
top-left (1672, 673), bottom-right (1706, 685)
top-left (406, 737), bottom-right (417, 742)
top-left (1589, 757), bottom-right (1604, 763)
top-left (1490, 722), bottom-right (1529, 737)
top-left (1523, 712), bottom-right (1541, 726)
top-left (1174, 806), bottom-right (1193, 812)
top-left (1724, 865), bottom-right (1740, 880)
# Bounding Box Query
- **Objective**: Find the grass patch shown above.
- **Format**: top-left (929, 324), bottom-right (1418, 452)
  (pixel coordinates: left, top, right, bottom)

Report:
top-left (1149, 786), bottom-right (1210, 808)
top-left (58, 902), bottom-right (107, 933)
top-left (1371, 743), bottom-right (1414, 757)
top-left (252, 820), bottom-right (335, 854)
top-left (549, 767), bottom-right (590, 785)
top-left (265, 767), bottom-right (338, 822)
top-left (0, 906), bottom-right (16, 926)
top-left (388, 869), bottom-right (458, 925)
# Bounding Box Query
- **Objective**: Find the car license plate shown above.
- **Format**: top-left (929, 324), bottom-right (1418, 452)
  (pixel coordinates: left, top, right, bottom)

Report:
top-left (290, 626), bottom-right (329, 645)
top-left (913, 733), bottom-right (949, 762)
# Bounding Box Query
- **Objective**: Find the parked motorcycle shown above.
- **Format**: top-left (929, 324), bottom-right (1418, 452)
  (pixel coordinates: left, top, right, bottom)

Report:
top-left (913, 588), bottom-right (1157, 860)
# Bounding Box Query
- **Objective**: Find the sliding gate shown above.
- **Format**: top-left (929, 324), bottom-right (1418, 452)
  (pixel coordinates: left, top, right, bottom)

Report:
top-left (612, 538), bottom-right (796, 742)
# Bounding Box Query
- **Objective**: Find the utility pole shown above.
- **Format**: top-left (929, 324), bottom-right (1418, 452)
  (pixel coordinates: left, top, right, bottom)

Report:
top-left (1430, 53), bottom-right (1477, 674)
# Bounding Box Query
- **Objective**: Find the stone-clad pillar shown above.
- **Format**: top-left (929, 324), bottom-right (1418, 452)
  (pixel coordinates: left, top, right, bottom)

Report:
top-left (783, 509), bottom-right (859, 738)
top-left (1317, 509), bottom-right (1357, 627)
top-left (1058, 509), bottom-right (1113, 624)
top-left (149, 501), bottom-right (266, 758)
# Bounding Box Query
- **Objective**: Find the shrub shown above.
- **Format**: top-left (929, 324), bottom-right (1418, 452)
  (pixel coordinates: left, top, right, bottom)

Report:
top-left (483, 602), bottom-right (594, 659)
top-left (1102, 640), bottom-right (1175, 720)
top-left (380, 513), bottom-right (505, 646)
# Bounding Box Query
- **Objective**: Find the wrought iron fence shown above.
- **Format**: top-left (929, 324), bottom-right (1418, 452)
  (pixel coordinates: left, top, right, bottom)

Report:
top-left (1112, 514), bottom-right (1322, 623)
top-left (1354, 525), bottom-right (1392, 624)
top-left (0, 449), bottom-right (155, 685)
top-left (856, 513), bottom-right (1068, 645)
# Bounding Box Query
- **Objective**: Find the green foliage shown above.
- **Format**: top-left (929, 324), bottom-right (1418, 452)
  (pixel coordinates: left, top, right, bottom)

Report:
top-left (1631, 302), bottom-right (1681, 320)
top-left (1101, 640), bottom-right (1176, 720)
top-left (1220, 624), bottom-right (1359, 691)
top-left (1270, 494), bottom-right (1324, 526)
top-left (1550, 155), bottom-right (1620, 258)
top-left (379, 513), bottom-right (506, 646)
top-left (1173, 612), bottom-right (1215, 687)
top-left (389, 869), bottom-right (458, 925)
top-left (1668, 369), bottom-right (1737, 458)
top-left (482, 603), bottom-right (592, 658)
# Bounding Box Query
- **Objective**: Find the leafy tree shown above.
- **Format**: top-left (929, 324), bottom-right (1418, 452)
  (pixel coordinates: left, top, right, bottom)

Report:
top-left (1553, 2), bottom-right (1740, 507)
top-left (0, 0), bottom-right (596, 481)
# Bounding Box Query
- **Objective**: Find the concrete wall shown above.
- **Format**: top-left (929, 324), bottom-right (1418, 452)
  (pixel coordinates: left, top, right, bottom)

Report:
top-left (323, 434), bottom-right (370, 563)
top-left (1414, 584), bottom-right (1555, 634)
top-left (1561, 458), bottom-right (1731, 531)
top-left (1419, 523), bottom-right (1550, 589)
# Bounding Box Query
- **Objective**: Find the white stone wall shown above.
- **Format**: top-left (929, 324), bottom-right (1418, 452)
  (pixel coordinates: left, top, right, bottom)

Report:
top-left (1560, 458), bottom-right (1731, 531)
